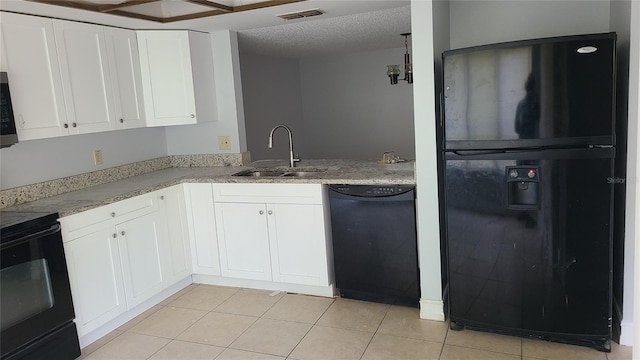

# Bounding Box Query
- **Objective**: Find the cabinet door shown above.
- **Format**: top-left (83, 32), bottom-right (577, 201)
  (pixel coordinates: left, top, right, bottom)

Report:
top-left (215, 202), bottom-right (272, 281)
top-left (64, 226), bottom-right (126, 337)
top-left (137, 31), bottom-right (196, 126)
top-left (184, 184), bottom-right (220, 275)
top-left (105, 27), bottom-right (146, 129)
top-left (188, 31), bottom-right (217, 123)
top-left (268, 204), bottom-right (330, 286)
top-left (53, 20), bottom-right (115, 135)
top-left (158, 187), bottom-right (191, 283)
top-left (116, 211), bottom-right (166, 309)
top-left (0, 13), bottom-right (68, 139)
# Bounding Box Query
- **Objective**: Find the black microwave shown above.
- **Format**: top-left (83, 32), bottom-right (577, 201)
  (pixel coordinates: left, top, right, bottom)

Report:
top-left (1, 72), bottom-right (18, 148)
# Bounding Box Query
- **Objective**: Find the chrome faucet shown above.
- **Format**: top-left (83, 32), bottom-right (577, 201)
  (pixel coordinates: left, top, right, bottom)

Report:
top-left (268, 124), bottom-right (300, 168)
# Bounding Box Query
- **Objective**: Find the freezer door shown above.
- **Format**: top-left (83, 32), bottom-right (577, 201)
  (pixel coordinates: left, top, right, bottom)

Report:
top-left (445, 148), bottom-right (613, 340)
top-left (443, 34), bottom-right (615, 150)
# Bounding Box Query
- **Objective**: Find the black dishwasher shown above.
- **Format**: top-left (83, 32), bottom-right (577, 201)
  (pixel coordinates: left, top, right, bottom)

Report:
top-left (328, 185), bottom-right (419, 307)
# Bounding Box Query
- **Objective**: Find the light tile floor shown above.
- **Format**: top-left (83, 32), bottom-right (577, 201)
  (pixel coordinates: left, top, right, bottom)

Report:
top-left (80, 284), bottom-right (633, 360)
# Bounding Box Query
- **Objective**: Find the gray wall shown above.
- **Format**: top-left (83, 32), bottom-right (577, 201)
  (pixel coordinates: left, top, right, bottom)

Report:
top-left (240, 47), bottom-right (416, 161)
top-left (449, 0), bottom-right (610, 49)
top-left (298, 48), bottom-right (415, 160)
top-left (239, 54), bottom-right (304, 161)
top-left (0, 127), bottom-right (167, 189)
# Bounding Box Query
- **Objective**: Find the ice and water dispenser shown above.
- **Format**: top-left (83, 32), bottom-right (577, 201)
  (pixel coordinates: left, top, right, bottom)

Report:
top-left (506, 166), bottom-right (540, 209)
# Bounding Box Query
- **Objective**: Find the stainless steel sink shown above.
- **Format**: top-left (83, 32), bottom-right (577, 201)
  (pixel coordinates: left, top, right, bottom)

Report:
top-left (281, 171), bottom-right (318, 177)
top-left (232, 168), bottom-right (326, 177)
top-left (232, 170), bottom-right (286, 177)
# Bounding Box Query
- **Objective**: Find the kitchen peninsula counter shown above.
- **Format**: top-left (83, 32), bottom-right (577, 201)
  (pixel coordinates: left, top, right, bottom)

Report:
top-left (2, 159), bottom-right (415, 217)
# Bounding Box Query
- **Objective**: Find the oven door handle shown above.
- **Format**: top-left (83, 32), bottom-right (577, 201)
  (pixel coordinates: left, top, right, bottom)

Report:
top-left (1, 223), bottom-right (61, 249)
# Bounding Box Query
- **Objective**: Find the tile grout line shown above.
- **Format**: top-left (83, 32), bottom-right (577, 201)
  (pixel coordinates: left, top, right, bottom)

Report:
top-left (438, 318), bottom-right (450, 360)
top-left (358, 303), bottom-right (393, 360)
top-left (283, 294), bottom-right (337, 359)
top-left (136, 284), bottom-right (223, 359)
top-left (222, 288), bottom-right (287, 357)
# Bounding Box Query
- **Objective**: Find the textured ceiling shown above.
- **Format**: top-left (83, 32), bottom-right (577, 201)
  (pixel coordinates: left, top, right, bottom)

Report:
top-left (237, 5), bottom-right (412, 58)
top-left (0, 0), bottom-right (411, 59)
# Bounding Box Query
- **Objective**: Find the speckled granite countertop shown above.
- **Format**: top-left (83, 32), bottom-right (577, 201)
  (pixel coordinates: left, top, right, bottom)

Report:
top-left (3, 159), bottom-right (415, 217)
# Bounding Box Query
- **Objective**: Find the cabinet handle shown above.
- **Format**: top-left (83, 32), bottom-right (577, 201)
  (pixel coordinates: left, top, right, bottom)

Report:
top-left (160, 196), bottom-right (164, 200)
top-left (259, 210), bottom-right (264, 215)
top-left (190, 114), bottom-right (195, 119)
top-left (111, 212), bottom-right (116, 217)
top-left (120, 118), bottom-right (124, 123)
top-left (121, 231), bottom-right (125, 236)
top-left (63, 123), bottom-right (69, 129)
top-left (72, 123), bottom-right (77, 128)
top-left (113, 233), bottom-right (117, 238)
top-left (268, 210), bottom-right (273, 215)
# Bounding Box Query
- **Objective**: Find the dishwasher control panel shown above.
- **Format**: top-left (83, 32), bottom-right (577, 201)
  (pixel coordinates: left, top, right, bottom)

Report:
top-left (329, 185), bottom-right (415, 197)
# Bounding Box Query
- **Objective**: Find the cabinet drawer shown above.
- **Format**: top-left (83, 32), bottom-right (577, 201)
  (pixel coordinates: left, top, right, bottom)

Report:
top-left (61, 194), bottom-right (157, 239)
top-left (213, 183), bottom-right (323, 205)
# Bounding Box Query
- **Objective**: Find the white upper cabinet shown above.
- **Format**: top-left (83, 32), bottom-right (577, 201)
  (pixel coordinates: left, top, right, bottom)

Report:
top-left (137, 30), bottom-right (217, 126)
top-left (105, 27), bottom-right (146, 130)
top-left (0, 13), bottom-right (150, 141)
top-left (0, 13), bottom-right (68, 140)
top-left (53, 19), bottom-right (116, 135)
top-left (1, 13), bottom-right (220, 141)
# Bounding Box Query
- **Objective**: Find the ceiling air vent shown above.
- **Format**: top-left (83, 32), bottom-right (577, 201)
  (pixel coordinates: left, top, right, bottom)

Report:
top-left (277, 8), bottom-right (325, 20)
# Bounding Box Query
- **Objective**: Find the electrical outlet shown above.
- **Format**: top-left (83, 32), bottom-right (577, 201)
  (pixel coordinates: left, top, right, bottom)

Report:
top-left (218, 136), bottom-right (231, 150)
top-left (93, 150), bottom-right (103, 165)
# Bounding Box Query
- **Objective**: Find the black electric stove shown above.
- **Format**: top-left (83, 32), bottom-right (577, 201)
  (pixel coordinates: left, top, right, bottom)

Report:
top-left (1, 211), bottom-right (81, 360)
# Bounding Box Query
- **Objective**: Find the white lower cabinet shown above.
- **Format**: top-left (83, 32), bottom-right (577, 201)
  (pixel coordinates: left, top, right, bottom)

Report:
top-left (115, 209), bottom-right (166, 309)
top-left (160, 185), bottom-right (192, 282)
top-left (213, 183), bottom-right (331, 287)
top-left (60, 182), bottom-right (332, 341)
top-left (268, 203), bottom-right (329, 286)
top-left (215, 202), bottom-right (272, 281)
top-left (183, 183), bottom-right (220, 275)
top-left (63, 225), bottom-right (126, 336)
top-left (61, 187), bottom-right (190, 337)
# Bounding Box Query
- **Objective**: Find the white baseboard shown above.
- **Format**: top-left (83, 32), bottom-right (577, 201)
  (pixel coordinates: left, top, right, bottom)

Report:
top-left (192, 274), bottom-right (336, 298)
top-left (620, 319), bottom-right (635, 346)
top-left (419, 298), bottom-right (445, 321)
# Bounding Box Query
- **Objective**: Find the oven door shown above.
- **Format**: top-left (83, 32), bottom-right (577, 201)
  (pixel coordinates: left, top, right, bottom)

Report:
top-left (1, 220), bottom-right (76, 357)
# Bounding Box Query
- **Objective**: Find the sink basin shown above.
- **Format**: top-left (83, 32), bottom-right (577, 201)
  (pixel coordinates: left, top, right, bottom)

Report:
top-left (232, 170), bottom-right (286, 177)
top-left (232, 168), bottom-right (326, 178)
top-left (281, 171), bottom-right (318, 177)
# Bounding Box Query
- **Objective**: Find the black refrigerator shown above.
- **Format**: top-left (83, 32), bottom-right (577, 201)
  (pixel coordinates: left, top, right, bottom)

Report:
top-left (441, 33), bottom-right (616, 352)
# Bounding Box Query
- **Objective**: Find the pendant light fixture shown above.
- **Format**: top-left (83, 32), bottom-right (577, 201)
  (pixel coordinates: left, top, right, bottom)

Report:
top-left (387, 33), bottom-right (413, 85)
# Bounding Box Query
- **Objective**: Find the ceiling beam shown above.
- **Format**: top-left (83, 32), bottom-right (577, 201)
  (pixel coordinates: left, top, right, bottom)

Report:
top-left (185, 0), bottom-right (233, 12)
top-left (98, 0), bottom-right (159, 12)
top-left (26, 0), bottom-right (306, 23)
